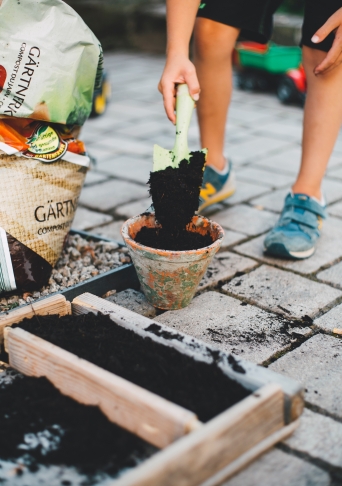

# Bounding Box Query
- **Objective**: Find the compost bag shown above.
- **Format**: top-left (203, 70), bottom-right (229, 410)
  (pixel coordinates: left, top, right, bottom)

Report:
top-left (0, 119), bottom-right (90, 293)
top-left (0, 0), bottom-right (101, 294)
top-left (0, 0), bottom-right (103, 125)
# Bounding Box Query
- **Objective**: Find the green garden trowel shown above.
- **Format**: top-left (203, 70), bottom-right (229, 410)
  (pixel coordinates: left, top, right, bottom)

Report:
top-left (153, 84), bottom-right (207, 172)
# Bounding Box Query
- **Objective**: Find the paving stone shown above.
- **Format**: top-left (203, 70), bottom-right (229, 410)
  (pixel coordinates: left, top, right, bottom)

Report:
top-left (270, 334), bottom-right (342, 418)
top-left (87, 145), bottom-right (116, 164)
top-left (222, 265), bottom-right (342, 319)
top-left (317, 261), bottom-right (342, 287)
top-left (234, 217), bottom-right (342, 275)
top-left (227, 134), bottom-right (293, 164)
top-left (97, 135), bottom-right (152, 156)
top-left (250, 188), bottom-right (289, 212)
top-left (236, 166), bottom-right (294, 188)
top-left (328, 201), bottom-right (342, 219)
top-left (213, 205), bottom-right (278, 236)
top-left (93, 220), bottom-right (126, 243)
top-left (223, 180), bottom-right (270, 204)
top-left (155, 291), bottom-right (304, 364)
top-left (97, 155), bottom-right (151, 184)
top-left (314, 304), bottom-right (342, 333)
top-left (220, 229), bottom-right (247, 249)
top-left (327, 165), bottom-right (342, 180)
top-left (72, 207), bottom-right (112, 231)
top-left (251, 119), bottom-right (303, 142)
top-left (198, 252), bottom-right (258, 291)
top-left (322, 178), bottom-right (342, 204)
top-left (84, 170), bottom-right (108, 186)
top-left (105, 289), bottom-right (156, 318)
top-left (223, 448), bottom-right (329, 486)
top-left (116, 119), bottom-right (170, 139)
top-left (283, 408), bottom-right (342, 469)
top-left (79, 180), bottom-right (148, 211)
top-left (251, 179), bottom-right (342, 213)
top-left (255, 146), bottom-right (302, 176)
top-left (116, 197), bottom-right (152, 219)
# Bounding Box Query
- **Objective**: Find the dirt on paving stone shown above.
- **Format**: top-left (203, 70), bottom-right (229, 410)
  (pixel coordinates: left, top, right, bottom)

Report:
top-left (14, 313), bottom-right (251, 422)
top-left (0, 374), bottom-right (155, 481)
top-left (135, 151), bottom-right (211, 251)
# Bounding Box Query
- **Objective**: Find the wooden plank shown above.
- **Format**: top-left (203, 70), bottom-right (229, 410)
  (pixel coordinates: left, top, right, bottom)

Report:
top-left (115, 384), bottom-right (285, 486)
top-left (0, 294), bottom-right (70, 343)
top-left (72, 293), bottom-right (304, 423)
top-left (4, 327), bottom-right (201, 449)
top-left (199, 419), bottom-right (299, 486)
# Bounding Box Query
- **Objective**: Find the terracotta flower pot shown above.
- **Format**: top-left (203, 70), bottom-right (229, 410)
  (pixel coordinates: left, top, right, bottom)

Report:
top-left (121, 213), bottom-right (224, 310)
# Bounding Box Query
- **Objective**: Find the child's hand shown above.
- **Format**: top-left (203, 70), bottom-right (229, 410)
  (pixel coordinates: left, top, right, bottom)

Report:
top-left (312, 7), bottom-right (342, 75)
top-left (158, 53), bottom-right (200, 124)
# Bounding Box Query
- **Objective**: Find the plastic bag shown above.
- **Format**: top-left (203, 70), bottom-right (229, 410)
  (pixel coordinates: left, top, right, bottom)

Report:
top-left (0, 0), bottom-right (103, 125)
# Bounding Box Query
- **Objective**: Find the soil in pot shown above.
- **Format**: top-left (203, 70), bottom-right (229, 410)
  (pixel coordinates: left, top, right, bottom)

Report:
top-left (135, 151), bottom-right (211, 251)
top-left (0, 372), bottom-right (156, 483)
top-left (14, 313), bottom-right (251, 422)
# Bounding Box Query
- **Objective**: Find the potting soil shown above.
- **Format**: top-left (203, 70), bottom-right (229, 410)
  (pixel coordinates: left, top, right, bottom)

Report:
top-left (15, 313), bottom-right (251, 422)
top-left (0, 373), bottom-right (156, 481)
top-left (135, 226), bottom-right (213, 251)
top-left (136, 151), bottom-right (210, 251)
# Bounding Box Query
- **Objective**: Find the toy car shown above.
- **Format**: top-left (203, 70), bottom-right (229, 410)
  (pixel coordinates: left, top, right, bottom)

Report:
top-left (90, 71), bottom-right (111, 117)
top-left (234, 41), bottom-right (306, 105)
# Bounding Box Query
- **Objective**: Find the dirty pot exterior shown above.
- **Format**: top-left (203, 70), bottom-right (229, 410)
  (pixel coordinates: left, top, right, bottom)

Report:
top-left (121, 214), bottom-right (224, 310)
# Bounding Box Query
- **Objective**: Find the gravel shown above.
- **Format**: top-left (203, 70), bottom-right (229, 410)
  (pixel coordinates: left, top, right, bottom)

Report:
top-left (0, 234), bottom-right (131, 313)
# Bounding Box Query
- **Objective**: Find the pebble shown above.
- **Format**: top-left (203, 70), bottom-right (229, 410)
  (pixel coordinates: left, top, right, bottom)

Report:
top-left (0, 234), bottom-right (131, 313)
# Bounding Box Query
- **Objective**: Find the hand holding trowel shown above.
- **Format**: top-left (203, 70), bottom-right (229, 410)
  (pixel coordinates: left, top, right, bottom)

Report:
top-left (149, 83), bottom-right (207, 233)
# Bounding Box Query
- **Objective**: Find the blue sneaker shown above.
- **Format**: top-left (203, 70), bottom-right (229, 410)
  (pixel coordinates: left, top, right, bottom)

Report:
top-left (264, 193), bottom-right (327, 259)
top-left (198, 161), bottom-right (236, 212)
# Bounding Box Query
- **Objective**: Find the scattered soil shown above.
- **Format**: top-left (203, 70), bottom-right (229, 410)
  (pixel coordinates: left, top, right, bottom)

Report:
top-left (15, 313), bottom-right (251, 422)
top-left (0, 374), bottom-right (155, 481)
top-left (136, 151), bottom-right (208, 251)
top-left (135, 226), bottom-right (213, 251)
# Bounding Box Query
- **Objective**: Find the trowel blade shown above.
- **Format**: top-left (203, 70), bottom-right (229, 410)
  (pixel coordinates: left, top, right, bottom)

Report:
top-left (153, 144), bottom-right (174, 172)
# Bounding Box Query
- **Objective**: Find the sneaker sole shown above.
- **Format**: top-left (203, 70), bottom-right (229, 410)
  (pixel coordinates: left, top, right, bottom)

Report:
top-left (264, 243), bottom-right (315, 260)
top-left (198, 171), bottom-right (236, 212)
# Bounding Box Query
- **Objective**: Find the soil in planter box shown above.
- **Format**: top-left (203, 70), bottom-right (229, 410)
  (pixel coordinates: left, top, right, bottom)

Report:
top-left (15, 313), bottom-right (251, 422)
top-left (0, 372), bottom-right (156, 482)
top-left (135, 151), bottom-right (211, 251)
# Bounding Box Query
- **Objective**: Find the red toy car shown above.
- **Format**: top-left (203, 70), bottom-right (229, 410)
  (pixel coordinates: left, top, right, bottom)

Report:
top-left (233, 42), bottom-right (306, 105)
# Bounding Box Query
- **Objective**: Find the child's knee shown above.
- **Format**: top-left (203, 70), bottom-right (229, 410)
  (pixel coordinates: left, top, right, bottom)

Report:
top-left (194, 18), bottom-right (237, 60)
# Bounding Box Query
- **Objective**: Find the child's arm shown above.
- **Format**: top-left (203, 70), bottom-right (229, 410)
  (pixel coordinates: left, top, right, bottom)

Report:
top-left (158, 0), bottom-right (201, 124)
top-left (311, 7), bottom-right (342, 75)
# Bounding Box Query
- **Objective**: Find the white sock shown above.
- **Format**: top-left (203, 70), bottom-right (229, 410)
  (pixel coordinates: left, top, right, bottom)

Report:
top-left (211, 158), bottom-right (229, 176)
top-left (312, 194), bottom-right (326, 206)
top-left (291, 191), bottom-right (326, 206)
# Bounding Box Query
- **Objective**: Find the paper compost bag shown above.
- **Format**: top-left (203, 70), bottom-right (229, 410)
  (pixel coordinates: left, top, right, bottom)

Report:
top-left (0, 0), bottom-right (102, 294)
top-left (0, 0), bottom-right (103, 125)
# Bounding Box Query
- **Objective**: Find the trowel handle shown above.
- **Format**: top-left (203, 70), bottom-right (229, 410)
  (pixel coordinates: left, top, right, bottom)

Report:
top-left (173, 84), bottom-right (195, 164)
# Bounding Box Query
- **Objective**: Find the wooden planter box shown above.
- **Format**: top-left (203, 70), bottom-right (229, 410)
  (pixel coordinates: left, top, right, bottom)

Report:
top-left (2, 293), bottom-right (304, 486)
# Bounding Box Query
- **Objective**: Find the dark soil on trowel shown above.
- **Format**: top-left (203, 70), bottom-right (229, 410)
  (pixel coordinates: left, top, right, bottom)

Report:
top-left (15, 313), bottom-right (251, 422)
top-left (136, 151), bottom-right (212, 251)
top-left (0, 374), bottom-right (155, 481)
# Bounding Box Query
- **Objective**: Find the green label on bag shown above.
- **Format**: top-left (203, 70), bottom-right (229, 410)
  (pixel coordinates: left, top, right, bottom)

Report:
top-left (22, 124), bottom-right (67, 163)
top-left (0, 227), bottom-right (16, 293)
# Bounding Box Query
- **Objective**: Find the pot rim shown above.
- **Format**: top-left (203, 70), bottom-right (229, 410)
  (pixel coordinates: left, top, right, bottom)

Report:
top-left (121, 213), bottom-right (224, 257)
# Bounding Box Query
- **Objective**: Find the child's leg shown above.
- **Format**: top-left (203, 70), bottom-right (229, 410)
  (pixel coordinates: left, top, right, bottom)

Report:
top-left (194, 18), bottom-right (240, 170)
top-left (293, 45), bottom-right (342, 198)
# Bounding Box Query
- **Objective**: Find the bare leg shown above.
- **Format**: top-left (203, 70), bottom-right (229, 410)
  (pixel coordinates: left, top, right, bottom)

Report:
top-left (292, 46), bottom-right (342, 199)
top-left (193, 18), bottom-right (240, 170)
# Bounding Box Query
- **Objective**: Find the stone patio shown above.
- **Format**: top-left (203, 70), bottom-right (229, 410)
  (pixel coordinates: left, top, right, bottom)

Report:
top-left (76, 52), bottom-right (342, 485)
